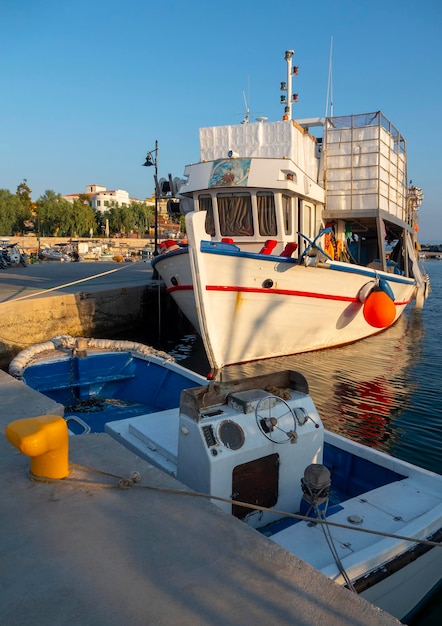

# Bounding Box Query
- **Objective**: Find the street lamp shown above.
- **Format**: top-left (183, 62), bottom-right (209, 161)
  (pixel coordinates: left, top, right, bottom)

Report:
top-left (142, 139), bottom-right (159, 254)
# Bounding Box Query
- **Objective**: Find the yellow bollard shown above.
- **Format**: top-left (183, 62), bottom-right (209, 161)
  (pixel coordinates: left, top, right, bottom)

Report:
top-left (6, 415), bottom-right (69, 479)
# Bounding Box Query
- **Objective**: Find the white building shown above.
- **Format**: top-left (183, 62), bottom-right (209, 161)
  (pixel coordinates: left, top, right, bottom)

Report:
top-left (63, 184), bottom-right (137, 213)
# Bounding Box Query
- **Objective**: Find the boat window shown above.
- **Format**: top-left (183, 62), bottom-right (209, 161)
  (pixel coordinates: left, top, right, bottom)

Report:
top-left (282, 195), bottom-right (292, 235)
top-left (217, 193), bottom-right (254, 236)
top-left (257, 192), bottom-right (277, 236)
top-left (199, 195), bottom-right (215, 236)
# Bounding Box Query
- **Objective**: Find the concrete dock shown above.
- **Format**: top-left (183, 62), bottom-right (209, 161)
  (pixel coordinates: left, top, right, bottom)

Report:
top-left (0, 262), bottom-right (401, 624)
top-left (0, 261), bottom-right (165, 368)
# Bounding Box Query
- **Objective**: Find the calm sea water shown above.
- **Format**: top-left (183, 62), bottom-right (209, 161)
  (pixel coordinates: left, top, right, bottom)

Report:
top-left (167, 260), bottom-right (442, 625)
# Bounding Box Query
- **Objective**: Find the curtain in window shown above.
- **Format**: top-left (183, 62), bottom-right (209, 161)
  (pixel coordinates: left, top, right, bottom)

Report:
top-left (257, 193), bottom-right (276, 236)
top-left (218, 194), bottom-right (253, 236)
top-left (282, 195), bottom-right (292, 235)
top-left (199, 195), bottom-right (215, 235)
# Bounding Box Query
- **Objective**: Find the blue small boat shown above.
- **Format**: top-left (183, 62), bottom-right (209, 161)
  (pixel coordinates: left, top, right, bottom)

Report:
top-left (9, 335), bottom-right (207, 435)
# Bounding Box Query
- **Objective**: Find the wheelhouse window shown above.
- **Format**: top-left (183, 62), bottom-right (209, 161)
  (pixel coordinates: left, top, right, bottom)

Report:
top-left (257, 192), bottom-right (276, 236)
top-left (199, 195), bottom-right (215, 236)
top-left (282, 194), bottom-right (292, 235)
top-left (217, 193), bottom-right (254, 237)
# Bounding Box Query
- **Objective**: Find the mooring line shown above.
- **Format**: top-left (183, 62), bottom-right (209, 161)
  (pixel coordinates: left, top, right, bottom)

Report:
top-left (38, 463), bottom-right (442, 549)
top-left (4, 265), bottom-right (132, 304)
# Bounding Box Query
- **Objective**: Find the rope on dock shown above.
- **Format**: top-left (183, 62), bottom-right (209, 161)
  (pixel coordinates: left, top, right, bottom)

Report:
top-left (6, 265), bottom-right (131, 304)
top-left (32, 462), bottom-right (442, 549)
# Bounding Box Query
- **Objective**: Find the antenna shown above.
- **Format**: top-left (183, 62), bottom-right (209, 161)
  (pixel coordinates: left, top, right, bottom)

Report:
top-left (325, 36), bottom-right (334, 118)
top-left (242, 89), bottom-right (250, 124)
top-left (239, 77), bottom-right (264, 123)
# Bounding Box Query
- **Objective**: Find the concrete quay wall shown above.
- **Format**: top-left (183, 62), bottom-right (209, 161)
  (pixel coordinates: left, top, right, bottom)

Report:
top-left (0, 262), bottom-right (174, 369)
top-left (7, 235), bottom-right (160, 255)
top-left (0, 286), bottom-right (144, 366)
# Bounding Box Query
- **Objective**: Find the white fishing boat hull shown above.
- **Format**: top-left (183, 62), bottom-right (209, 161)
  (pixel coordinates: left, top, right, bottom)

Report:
top-left (154, 211), bottom-right (417, 370)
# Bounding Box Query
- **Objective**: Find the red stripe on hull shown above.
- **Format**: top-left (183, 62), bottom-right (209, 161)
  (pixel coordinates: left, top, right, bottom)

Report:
top-left (168, 284), bottom-right (411, 306)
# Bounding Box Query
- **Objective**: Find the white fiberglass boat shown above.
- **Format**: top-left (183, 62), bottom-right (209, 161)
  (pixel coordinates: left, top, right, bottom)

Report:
top-left (152, 50), bottom-right (429, 375)
top-left (106, 369), bottom-right (441, 623)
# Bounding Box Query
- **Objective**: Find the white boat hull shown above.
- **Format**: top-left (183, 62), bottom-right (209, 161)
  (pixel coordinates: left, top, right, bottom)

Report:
top-left (360, 544), bottom-right (441, 621)
top-left (154, 212), bottom-right (417, 371)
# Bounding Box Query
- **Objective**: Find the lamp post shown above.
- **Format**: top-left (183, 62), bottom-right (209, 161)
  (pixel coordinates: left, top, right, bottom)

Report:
top-left (142, 140), bottom-right (159, 254)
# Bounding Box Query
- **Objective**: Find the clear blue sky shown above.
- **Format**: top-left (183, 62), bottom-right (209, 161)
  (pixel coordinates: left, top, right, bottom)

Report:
top-left (1, 0), bottom-right (441, 241)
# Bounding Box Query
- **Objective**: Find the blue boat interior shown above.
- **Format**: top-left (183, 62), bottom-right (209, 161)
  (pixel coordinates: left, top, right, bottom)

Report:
top-left (260, 442), bottom-right (406, 536)
top-left (22, 352), bottom-right (198, 433)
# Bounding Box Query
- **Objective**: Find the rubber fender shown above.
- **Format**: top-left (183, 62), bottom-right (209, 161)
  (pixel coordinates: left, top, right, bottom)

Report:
top-left (357, 281), bottom-right (376, 303)
top-left (379, 278), bottom-right (395, 301)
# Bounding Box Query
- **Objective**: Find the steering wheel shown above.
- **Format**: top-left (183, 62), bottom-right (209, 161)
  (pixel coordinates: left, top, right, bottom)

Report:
top-left (298, 227), bottom-right (333, 264)
top-left (255, 395), bottom-right (297, 444)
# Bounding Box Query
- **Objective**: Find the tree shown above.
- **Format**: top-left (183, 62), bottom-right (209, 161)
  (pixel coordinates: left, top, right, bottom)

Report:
top-left (131, 201), bottom-right (154, 236)
top-left (14, 179), bottom-right (33, 233)
top-left (71, 199), bottom-right (97, 237)
top-left (0, 189), bottom-right (22, 235)
top-left (16, 179), bottom-right (32, 208)
top-left (107, 203), bottom-right (136, 235)
top-left (36, 190), bottom-right (75, 236)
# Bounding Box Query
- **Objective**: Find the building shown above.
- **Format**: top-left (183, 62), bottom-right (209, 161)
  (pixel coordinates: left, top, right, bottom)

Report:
top-left (63, 184), bottom-right (146, 213)
top-left (62, 185), bottom-right (180, 237)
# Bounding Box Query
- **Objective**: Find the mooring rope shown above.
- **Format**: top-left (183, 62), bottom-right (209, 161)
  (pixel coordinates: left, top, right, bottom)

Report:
top-left (32, 463), bottom-right (442, 549)
top-left (5, 265), bottom-right (131, 304)
top-left (0, 265), bottom-right (135, 345)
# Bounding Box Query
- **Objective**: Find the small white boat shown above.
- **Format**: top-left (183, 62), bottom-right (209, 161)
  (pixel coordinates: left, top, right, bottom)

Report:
top-left (40, 245), bottom-right (72, 262)
top-left (106, 369), bottom-right (442, 622)
top-left (152, 50), bottom-right (430, 374)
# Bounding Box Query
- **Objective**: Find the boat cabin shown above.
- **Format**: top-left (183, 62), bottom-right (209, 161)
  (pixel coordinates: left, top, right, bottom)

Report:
top-left (176, 111), bottom-right (420, 275)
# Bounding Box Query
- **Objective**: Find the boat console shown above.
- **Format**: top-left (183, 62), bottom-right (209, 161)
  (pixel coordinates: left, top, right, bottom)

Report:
top-left (176, 372), bottom-right (324, 528)
top-left (108, 370), bottom-right (325, 528)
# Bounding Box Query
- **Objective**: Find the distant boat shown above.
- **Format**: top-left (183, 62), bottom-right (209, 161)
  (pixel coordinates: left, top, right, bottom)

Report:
top-left (152, 50), bottom-right (430, 375)
top-left (40, 245), bottom-right (73, 262)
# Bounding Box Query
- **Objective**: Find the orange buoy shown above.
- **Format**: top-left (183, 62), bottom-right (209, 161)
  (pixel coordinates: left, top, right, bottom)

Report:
top-left (363, 289), bottom-right (396, 328)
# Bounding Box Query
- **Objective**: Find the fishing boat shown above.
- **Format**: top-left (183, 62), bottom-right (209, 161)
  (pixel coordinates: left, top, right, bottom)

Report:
top-left (106, 369), bottom-right (442, 622)
top-left (9, 335), bottom-right (206, 434)
top-left (152, 50), bottom-right (429, 374)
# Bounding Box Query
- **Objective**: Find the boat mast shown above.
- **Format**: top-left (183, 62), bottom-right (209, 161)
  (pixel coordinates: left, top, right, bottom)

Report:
top-left (281, 50), bottom-right (298, 120)
top-left (325, 36), bottom-right (334, 118)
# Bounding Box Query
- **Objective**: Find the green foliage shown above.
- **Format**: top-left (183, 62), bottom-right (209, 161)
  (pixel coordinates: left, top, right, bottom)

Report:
top-left (0, 184), bottom-right (158, 237)
top-left (0, 189), bottom-right (22, 235)
top-left (107, 201), bottom-right (154, 236)
top-left (36, 190), bottom-right (76, 236)
top-left (16, 179), bottom-right (32, 208)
